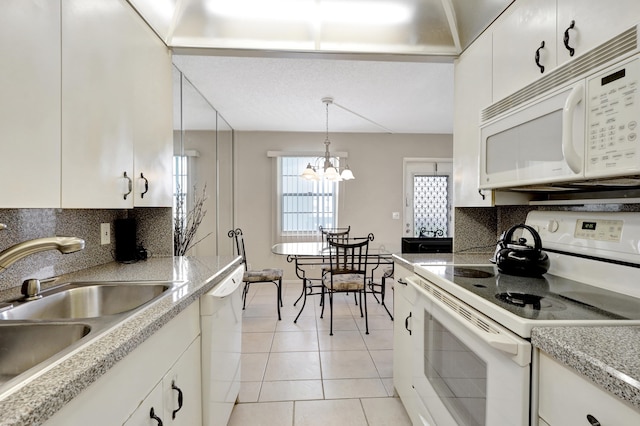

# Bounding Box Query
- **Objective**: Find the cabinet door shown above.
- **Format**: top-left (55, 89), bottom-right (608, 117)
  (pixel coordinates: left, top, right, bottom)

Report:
top-left (538, 351), bottom-right (640, 425)
top-left (123, 382), bottom-right (165, 426)
top-left (453, 33), bottom-right (494, 207)
top-left (61, 0), bottom-right (135, 208)
top-left (0, 0), bottom-right (61, 208)
top-left (392, 263), bottom-right (416, 421)
top-left (556, 0), bottom-right (640, 66)
top-left (492, 0), bottom-right (557, 102)
top-left (132, 23), bottom-right (173, 207)
top-left (162, 337), bottom-right (202, 425)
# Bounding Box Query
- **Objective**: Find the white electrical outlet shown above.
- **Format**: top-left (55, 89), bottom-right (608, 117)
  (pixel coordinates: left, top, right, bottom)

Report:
top-left (100, 223), bottom-right (110, 245)
top-left (392, 212), bottom-right (400, 220)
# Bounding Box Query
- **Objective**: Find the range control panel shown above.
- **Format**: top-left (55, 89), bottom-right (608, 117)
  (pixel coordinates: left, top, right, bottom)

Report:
top-left (574, 219), bottom-right (623, 242)
top-left (586, 57), bottom-right (639, 176)
top-left (526, 211), bottom-right (640, 263)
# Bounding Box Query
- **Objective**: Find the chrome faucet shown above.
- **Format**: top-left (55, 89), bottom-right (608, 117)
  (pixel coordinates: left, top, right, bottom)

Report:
top-left (0, 234), bottom-right (85, 273)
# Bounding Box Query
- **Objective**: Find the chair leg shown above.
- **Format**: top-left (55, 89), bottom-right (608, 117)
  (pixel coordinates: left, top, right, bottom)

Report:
top-left (380, 277), bottom-right (394, 321)
top-left (294, 280), bottom-right (308, 324)
top-left (320, 285), bottom-right (325, 319)
top-left (369, 281), bottom-right (382, 304)
top-left (293, 280), bottom-right (305, 306)
top-left (275, 279), bottom-right (282, 321)
top-left (242, 282), bottom-right (250, 310)
top-left (329, 290), bottom-right (334, 336)
top-left (363, 287), bottom-right (369, 335)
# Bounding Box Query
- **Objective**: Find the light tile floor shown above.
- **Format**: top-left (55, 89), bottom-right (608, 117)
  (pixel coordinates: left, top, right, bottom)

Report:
top-left (228, 281), bottom-right (412, 426)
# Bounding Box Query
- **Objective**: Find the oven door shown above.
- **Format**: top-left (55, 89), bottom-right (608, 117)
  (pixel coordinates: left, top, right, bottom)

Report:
top-left (479, 82), bottom-right (585, 189)
top-left (408, 276), bottom-right (532, 426)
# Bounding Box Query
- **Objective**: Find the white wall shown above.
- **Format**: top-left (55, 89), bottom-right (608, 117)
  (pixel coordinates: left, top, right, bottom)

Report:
top-left (234, 131), bottom-right (452, 279)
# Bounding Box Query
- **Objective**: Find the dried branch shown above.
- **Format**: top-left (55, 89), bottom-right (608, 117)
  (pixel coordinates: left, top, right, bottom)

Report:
top-left (174, 183), bottom-right (212, 256)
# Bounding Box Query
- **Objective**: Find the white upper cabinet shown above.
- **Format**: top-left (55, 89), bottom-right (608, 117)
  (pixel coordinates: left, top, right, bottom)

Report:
top-left (492, 0), bottom-right (557, 102)
top-left (61, 0), bottom-right (172, 208)
top-left (556, 0), bottom-right (640, 66)
top-left (492, 0), bottom-right (640, 103)
top-left (453, 33), bottom-right (494, 207)
top-left (0, 0), bottom-right (61, 208)
top-left (132, 39), bottom-right (173, 208)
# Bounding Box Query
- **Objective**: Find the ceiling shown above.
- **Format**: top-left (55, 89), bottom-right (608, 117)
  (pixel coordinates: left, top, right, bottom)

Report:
top-left (128, 0), bottom-right (513, 133)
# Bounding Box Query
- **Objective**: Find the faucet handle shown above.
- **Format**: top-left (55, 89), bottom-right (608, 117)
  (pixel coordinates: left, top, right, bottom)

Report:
top-left (21, 279), bottom-right (42, 300)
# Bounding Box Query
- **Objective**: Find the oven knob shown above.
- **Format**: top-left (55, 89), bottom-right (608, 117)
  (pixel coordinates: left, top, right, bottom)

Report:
top-left (547, 220), bottom-right (559, 233)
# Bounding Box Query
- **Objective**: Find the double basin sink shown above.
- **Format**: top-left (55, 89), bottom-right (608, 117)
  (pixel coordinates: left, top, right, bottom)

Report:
top-left (0, 280), bottom-right (176, 393)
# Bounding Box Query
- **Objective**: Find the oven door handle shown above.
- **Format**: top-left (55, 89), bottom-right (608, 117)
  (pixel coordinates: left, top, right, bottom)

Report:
top-left (487, 336), bottom-right (518, 355)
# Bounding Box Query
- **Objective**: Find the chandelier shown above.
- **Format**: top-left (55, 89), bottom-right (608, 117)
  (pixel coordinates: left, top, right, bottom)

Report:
top-left (300, 97), bottom-right (355, 182)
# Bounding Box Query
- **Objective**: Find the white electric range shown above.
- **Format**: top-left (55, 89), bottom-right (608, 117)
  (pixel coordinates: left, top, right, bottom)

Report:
top-left (407, 210), bottom-right (640, 426)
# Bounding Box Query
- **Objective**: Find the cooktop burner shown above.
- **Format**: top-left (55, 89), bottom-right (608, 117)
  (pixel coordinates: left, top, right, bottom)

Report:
top-left (452, 267), bottom-right (494, 279)
top-left (497, 292), bottom-right (544, 308)
top-left (417, 264), bottom-right (640, 322)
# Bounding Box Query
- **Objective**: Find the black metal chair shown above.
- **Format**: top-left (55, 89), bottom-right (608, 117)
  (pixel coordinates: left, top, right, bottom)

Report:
top-left (228, 228), bottom-right (283, 320)
top-left (368, 256), bottom-right (394, 320)
top-left (321, 233), bottom-right (374, 335)
top-left (292, 225), bottom-right (352, 310)
top-left (290, 254), bottom-right (328, 324)
top-left (319, 225), bottom-right (350, 248)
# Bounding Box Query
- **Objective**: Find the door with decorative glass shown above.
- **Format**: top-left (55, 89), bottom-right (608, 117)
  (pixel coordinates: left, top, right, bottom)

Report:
top-left (403, 159), bottom-right (453, 237)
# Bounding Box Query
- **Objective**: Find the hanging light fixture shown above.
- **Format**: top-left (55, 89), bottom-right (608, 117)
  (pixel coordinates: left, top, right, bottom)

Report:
top-left (300, 97), bottom-right (355, 182)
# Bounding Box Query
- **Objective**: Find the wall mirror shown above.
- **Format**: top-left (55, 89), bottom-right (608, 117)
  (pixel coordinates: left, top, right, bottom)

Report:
top-left (173, 65), bottom-right (235, 256)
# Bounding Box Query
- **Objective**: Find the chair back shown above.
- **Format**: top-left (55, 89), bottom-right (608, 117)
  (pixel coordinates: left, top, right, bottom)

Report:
top-left (326, 233), bottom-right (373, 276)
top-left (319, 225), bottom-right (351, 248)
top-left (228, 228), bottom-right (248, 270)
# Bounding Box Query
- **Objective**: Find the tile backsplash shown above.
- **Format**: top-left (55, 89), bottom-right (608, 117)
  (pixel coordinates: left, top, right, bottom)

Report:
top-left (0, 208), bottom-right (172, 292)
top-left (454, 203), bottom-right (640, 254)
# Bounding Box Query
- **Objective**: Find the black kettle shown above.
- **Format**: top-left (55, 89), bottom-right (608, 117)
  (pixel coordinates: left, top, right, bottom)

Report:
top-left (493, 224), bottom-right (550, 277)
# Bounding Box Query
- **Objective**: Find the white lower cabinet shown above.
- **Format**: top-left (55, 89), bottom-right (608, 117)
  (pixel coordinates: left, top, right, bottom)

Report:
top-left (392, 262), bottom-right (416, 422)
top-left (538, 350), bottom-right (640, 425)
top-left (124, 336), bottom-right (202, 426)
top-left (44, 303), bottom-right (201, 426)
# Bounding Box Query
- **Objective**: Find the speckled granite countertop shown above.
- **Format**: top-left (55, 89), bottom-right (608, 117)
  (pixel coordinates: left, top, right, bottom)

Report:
top-left (532, 326), bottom-right (640, 410)
top-left (392, 252), bottom-right (494, 270)
top-left (0, 255), bottom-right (241, 426)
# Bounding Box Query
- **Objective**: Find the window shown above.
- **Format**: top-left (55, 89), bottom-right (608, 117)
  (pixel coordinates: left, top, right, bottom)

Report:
top-left (173, 155), bottom-right (188, 224)
top-left (279, 156), bottom-right (338, 236)
top-left (413, 175), bottom-right (449, 237)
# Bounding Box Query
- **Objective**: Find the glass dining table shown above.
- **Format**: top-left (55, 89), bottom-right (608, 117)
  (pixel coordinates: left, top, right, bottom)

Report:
top-left (271, 241), bottom-right (395, 321)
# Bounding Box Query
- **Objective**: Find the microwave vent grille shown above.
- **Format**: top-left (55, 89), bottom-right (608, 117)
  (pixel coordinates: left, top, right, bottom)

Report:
top-left (482, 24), bottom-right (638, 122)
top-left (416, 277), bottom-right (500, 335)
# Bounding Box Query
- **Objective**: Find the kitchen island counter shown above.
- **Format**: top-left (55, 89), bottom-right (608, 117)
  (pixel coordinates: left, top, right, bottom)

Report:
top-left (0, 255), bottom-right (241, 426)
top-left (532, 326), bottom-right (640, 411)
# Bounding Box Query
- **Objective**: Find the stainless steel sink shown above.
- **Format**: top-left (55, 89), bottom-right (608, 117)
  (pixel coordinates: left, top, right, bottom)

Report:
top-left (0, 280), bottom-right (177, 394)
top-left (0, 282), bottom-right (172, 320)
top-left (0, 323), bottom-right (91, 386)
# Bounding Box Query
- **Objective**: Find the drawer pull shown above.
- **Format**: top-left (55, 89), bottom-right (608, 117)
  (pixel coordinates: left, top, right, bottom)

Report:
top-left (535, 41), bottom-right (546, 73)
top-left (149, 407), bottom-right (163, 425)
top-left (563, 20), bottom-right (576, 56)
top-left (586, 414), bottom-right (601, 426)
top-left (171, 380), bottom-right (184, 419)
top-left (405, 312), bottom-right (412, 336)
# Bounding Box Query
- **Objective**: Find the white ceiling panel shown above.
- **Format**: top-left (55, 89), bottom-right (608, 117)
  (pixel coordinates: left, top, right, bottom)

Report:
top-left (172, 54), bottom-right (454, 133)
top-left (129, 0), bottom-right (513, 133)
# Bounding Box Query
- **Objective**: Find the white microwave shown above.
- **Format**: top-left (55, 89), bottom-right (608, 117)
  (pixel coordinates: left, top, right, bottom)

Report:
top-left (479, 35), bottom-right (640, 190)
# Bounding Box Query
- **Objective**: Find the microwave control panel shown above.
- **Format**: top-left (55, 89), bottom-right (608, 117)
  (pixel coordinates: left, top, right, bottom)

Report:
top-left (586, 57), bottom-right (639, 176)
